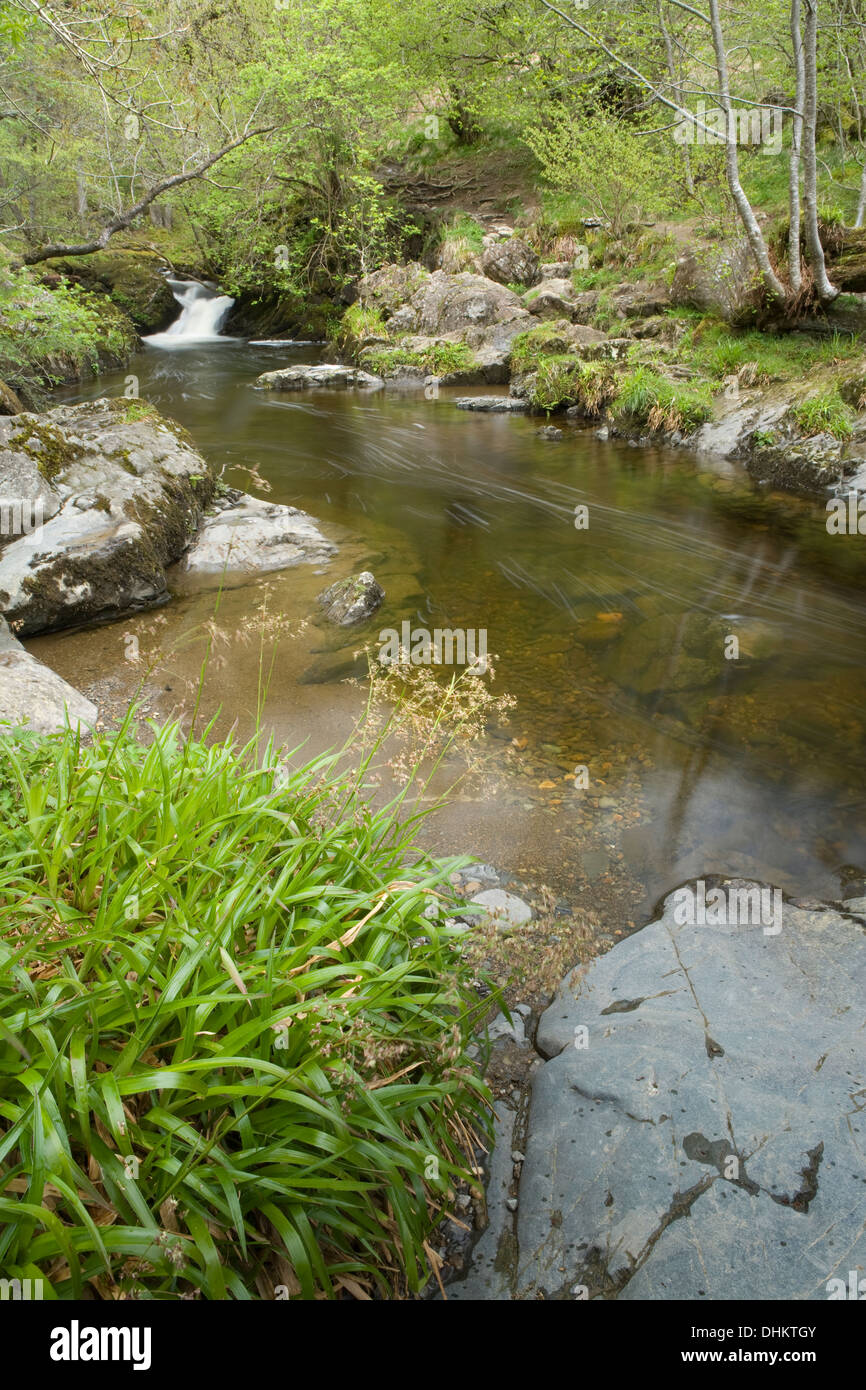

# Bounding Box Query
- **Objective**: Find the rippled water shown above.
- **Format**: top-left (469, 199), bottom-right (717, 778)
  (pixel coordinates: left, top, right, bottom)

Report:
top-left (36, 342), bottom-right (866, 930)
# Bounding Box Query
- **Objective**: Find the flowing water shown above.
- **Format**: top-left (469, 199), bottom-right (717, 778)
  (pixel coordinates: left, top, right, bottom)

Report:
top-left (35, 325), bottom-right (866, 937)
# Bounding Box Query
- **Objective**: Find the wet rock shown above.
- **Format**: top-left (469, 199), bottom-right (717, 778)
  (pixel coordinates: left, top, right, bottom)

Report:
top-left (481, 237), bottom-right (540, 289)
top-left (256, 363), bottom-right (384, 392)
top-left (537, 425), bottom-right (563, 440)
top-left (454, 397), bottom-right (528, 412)
top-left (0, 615), bottom-right (96, 734)
top-left (516, 887), bottom-right (866, 1299)
top-left (317, 570), bottom-right (384, 626)
top-left (183, 490), bottom-right (335, 577)
top-left (46, 250), bottom-right (178, 333)
top-left (468, 888), bottom-right (533, 933)
top-left (0, 400), bottom-right (215, 635)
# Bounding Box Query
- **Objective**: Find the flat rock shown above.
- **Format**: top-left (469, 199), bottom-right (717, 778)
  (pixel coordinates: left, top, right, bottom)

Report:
top-left (515, 886), bottom-right (866, 1299)
top-left (255, 364), bottom-right (384, 391)
top-left (0, 615), bottom-right (96, 734)
top-left (454, 397), bottom-right (528, 412)
top-left (468, 888), bottom-right (533, 933)
top-left (182, 490), bottom-right (335, 576)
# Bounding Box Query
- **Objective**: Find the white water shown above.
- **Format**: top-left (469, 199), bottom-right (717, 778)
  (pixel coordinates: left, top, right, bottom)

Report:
top-left (144, 277), bottom-right (235, 347)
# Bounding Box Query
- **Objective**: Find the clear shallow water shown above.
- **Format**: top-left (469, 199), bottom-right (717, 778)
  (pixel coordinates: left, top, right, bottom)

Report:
top-left (37, 342), bottom-right (866, 930)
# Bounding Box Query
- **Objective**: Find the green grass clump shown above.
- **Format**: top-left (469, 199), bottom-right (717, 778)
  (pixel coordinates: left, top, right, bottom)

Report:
top-left (0, 720), bottom-right (491, 1300)
top-left (790, 389), bottom-right (854, 440)
top-left (437, 214), bottom-right (486, 273)
top-left (614, 365), bottom-right (712, 434)
top-left (526, 355), bottom-right (618, 416)
top-left (337, 301), bottom-right (387, 350)
top-left (363, 340), bottom-right (473, 376)
top-left (0, 263), bottom-right (136, 398)
top-left (511, 324), bottom-right (577, 375)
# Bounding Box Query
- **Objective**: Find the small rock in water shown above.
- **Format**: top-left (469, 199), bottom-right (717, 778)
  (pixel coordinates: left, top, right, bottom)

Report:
top-left (470, 888), bottom-right (533, 933)
top-left (537, 425), bottom-right (563, 440)
top-left (317, 570), bottom-right (384, 626)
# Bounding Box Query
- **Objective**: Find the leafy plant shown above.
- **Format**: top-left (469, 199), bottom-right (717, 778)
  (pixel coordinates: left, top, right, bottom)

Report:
top-left (790, 389), bottom-right (854, 439)
top-left (0, 717), bottom-right (493, 1300)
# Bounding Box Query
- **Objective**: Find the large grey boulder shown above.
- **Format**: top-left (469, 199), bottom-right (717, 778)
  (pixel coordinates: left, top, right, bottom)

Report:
top-left (515, 886), bottom-right (866, 1299)
top-left (182, 490), bottom-right (336, 577)
top-left (256, 364), bottom-right (384, 392)
top-left (0, 401), bottom-right (215, 635)
top-left (670, 239), bottom-right (759, 324)
top-left (0, 615), bottom-right (96, 734)
top-left (356, 262), bottom-right (430, 318)
top-left (410, 272), bottom-right (530, 342)
top-left (481, 237), bottom-right (540, 289)
top-left (525, 278), bottom-right (578, 321)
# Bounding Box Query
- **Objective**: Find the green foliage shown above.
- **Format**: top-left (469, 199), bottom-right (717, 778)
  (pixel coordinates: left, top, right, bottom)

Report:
top-left (0, 265), bottom-right (135, 397)
top-left (614, 366), bottom-right (713, 434)
top-left (526, 112), bottom-right (676, 239)
top-left (337, 301), bottom-right (388, 350)
top-left (790, 389), bottom-right (854, 440)
top-left (362, 340), bottom-right (474, 375)
top-left (0, 720), bottom-right (492, 1300)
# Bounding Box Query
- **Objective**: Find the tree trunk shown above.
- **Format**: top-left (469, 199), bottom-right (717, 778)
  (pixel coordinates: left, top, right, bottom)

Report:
top-left (801, 0), bottom-right (838, 300)
top-left (707, 0), bottom-right (787, 304)
top-left (788, 0), bottom-right (805, 292)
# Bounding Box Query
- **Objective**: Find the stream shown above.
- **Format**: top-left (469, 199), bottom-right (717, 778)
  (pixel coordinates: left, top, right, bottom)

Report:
top-left (30, 287), bottom-right (866, 939)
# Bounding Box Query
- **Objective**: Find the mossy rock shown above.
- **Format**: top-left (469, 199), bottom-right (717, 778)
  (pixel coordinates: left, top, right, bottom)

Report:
top-left (47, 250), bottom-right (177, 332)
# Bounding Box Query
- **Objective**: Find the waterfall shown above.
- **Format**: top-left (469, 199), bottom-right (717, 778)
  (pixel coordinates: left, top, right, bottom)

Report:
top-left (144, 278), bottom-right (235, 347)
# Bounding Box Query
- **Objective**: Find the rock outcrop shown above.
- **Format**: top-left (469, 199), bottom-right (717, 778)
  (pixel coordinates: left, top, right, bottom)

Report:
top-left (0, 400), bottom-right (215, 635)
top-left (0, 615), bottom-right (96, 734)
top-left (454, 884), bottom-right (866, 1300)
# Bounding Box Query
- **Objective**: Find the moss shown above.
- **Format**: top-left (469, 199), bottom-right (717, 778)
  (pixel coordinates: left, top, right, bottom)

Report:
top-left (9, 418), bottom-right (85, 481)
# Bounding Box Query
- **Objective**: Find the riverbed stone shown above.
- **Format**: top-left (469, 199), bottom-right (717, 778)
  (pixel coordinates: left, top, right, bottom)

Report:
top-left (0, 400), bottom-right (215, 635)
top-left (467, 888), bottom-right (533, 933)
top-left (256, 364), bottom-right (384, 391)
top-left (317, 570), bottom-right (384, 625)
top-left (515, 887), bottom-right (866, 1299)
top-left (0, 615), bottom-right (96, 734)
top-left (453, 397), bottom-right (528, 412)
top-left (182, 489), bottom-right (336, 577)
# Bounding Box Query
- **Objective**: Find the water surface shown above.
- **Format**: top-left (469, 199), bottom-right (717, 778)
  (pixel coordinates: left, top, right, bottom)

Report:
top-left (36, 342), bottom-right (866, 933)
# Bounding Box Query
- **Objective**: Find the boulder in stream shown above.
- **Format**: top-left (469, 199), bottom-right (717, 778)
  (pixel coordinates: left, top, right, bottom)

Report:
top-left (0, 400), bottom-right (215, 635)
top-left (317, 570), bottom-right (384, 625)
top-left (183, 490), bottom-right (336, 577)
top-left (256, 364), bottom-right (384, 391)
